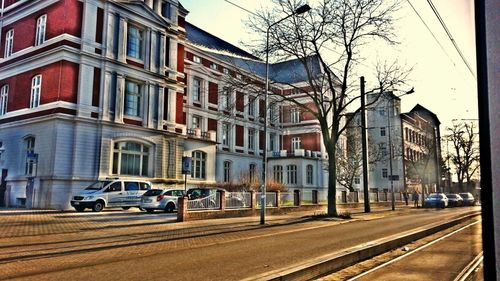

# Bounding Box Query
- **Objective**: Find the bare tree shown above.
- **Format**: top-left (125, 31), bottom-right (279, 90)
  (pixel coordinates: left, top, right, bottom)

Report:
top-left (245, 0), bottom-right (411, 216)
top-left (447, 122), bottom-right (480, 191)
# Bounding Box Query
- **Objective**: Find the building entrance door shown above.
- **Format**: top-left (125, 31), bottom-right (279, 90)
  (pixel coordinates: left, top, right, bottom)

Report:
top-left (0, 169), bottom-right (7, 207)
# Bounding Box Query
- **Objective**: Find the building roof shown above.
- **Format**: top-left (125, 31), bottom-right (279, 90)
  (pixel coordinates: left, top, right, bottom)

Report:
top-left (410, 104), bottom-right (441, 125)
top-left (185, 22), bottom-right (323, 85)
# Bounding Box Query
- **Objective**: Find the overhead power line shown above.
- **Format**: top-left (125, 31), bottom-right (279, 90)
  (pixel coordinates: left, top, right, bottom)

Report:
top-left (425, 0), bottom-right (476, 79)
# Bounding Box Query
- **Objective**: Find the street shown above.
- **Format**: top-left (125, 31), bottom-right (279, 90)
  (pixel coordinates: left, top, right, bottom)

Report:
top-left (0, 206), bottom-right (481, 280)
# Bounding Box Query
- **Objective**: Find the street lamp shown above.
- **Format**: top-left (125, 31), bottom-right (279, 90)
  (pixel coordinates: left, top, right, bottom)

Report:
top-left (261, 4), bottom-right (311, 225)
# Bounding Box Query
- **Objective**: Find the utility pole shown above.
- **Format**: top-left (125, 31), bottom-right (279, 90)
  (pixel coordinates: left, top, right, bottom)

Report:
top-left (360, 77), bottom-right (370, 213)
top-left (387, 97), bottom-right (395, 211)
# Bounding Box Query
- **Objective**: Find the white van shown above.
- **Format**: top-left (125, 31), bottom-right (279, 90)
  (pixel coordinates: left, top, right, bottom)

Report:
top-left (70, 179), bottom-right (152, 212)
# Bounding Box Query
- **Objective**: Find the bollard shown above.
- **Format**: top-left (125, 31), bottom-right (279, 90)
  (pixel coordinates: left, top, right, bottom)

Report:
top-left (177, 196), bottom-right (188, 222)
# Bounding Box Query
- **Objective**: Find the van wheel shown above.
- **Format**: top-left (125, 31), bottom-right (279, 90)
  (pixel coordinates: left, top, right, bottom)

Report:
top-left (165, 202), bottom-right (175, 213)
top-left (122, 207), bottom-right (130, 210)
top-left (92, 201), bottom-right (104, 212)
top-left (75, 207), bottom-right (85, 212)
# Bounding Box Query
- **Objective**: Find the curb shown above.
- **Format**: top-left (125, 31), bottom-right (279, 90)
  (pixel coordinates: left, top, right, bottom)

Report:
top-left (246, 211), bottom-right (481, 281)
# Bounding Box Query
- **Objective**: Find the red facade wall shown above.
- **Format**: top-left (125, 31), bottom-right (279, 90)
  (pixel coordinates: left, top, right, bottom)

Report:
top-left (235, 125), bottom-right (244, 146)
top-left (1, 0), bottom-right (83, 57)
top-left (177, 44), bottom-right (185, 73)
top-left (176, 92), bottom-right (185, 124)
top-left (208, 118), bottom-right (217, 131)
top-left (236, 92), bottom-right (244, 112)
top-left (208, 82), bottom-right (218, 104)
top-left (283, 133), bottom-right (321, 152)
top-left (0, 60), bottom-right (79, 111)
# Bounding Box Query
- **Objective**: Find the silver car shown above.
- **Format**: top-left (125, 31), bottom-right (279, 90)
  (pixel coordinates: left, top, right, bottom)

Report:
top-left (140, 189), bottom-right (186, 213)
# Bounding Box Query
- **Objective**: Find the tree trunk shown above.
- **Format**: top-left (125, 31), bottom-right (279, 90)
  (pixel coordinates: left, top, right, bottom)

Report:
top-left (327, 150), bottom-right (338, 216)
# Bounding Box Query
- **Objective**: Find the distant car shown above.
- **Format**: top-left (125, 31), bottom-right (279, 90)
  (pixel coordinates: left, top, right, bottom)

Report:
top-left (424, 193), bottom-right (448, 208)
top-left (140, 189), bottom-right (186, 213)
top-left (445, 193), bottom-right (463, 207)
top-left (459, 192), bottom-right (476, 206)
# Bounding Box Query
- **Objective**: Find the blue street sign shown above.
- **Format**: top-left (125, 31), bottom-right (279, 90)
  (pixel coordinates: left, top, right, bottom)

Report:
top-left (182, 156), bottom-right (192, 174)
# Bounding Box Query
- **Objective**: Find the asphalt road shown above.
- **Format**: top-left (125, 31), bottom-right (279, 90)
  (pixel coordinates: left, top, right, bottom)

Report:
top-left (0, 207), bottom-right (480, 281)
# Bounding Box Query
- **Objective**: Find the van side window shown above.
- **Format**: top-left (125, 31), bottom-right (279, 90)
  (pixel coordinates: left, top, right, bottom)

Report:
top-left (139, 182), bottom-right (150, 190)
top-left (105, 182), bottom-right (121, 192)
top-left (125, 182), bottom-right (139, 191)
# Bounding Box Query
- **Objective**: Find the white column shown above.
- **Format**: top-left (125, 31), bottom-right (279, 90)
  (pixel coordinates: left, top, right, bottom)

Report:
top-left (145, 83), bottom-right (155, 129)
top-left (115, 74), bottom-right (125, 123)
top-left (168, 37), bottom-right (177, 73)
top-left (153, 0), bottom-right (161, 14)
top-left (144, 28), bottom-right (152, 71)
top-left (166, 88), bottom-right (177, 125)
top-left (105, 13), bottom-right (116, 59)
top-left (81, 1), bottom-right (98, 53)
top-left (145, 0), bottom-right (153, 9)
top-left (158, 32), bottom-right (166, 75)
top-left (117, 17), bottom-right (128, 63)
top-left (101, 71), bottom-right (112, 121)
top-left (157, 87), bottom-right (165, 130)
top-left (76, 64), bottom-right (94, 117)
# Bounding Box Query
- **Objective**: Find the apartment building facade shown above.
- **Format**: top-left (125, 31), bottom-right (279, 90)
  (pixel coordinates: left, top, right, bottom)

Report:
top-left (0, 0), bottom-right (333, 209)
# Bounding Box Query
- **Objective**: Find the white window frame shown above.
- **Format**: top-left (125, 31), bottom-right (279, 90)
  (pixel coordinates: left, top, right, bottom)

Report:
top-left (127, 24), bottom-right (144, 60)
top-left (223, 161), bottom-right (231, 182)
top-left (30, 75), bottom-right (42, 108)
top-left (210, 63), bottom-right (217, 70)
top-left (306, 165), bottom-right (313, 185)
top-left (354, 177), bottom-right (361, 184)
top-left (193, 55), bottom-right (201, 63)
top-left (112, 141), bottom-right (150, 176)
top-left (269, 133), bottom-right (276, 151)
top-left (221, 88), bottom-right (230, 110)
top-left (0, 85), bottom-right (8, 116)
top-left (248, 129), bottom-right (255, 150)
top-left (192, 115), bottom-right (201, 129)
top-left (35, 14), bottom-right (47, 46)
top-left (248, 96), bottom-right (255, 116)
top-left (25, 137), bottom-right (36, 176)
top-left (192, 78), bottom-right (201, 102)
top-left (221, 123), bottom-right (230, 146)
top-left (4, 29), bottom-right (14, 57)
top-left (287, 165), bottom-right (297, 185)
top-left (191, 150), bottom-right (206, 179)
top-left (291, 137), bottom-right (301, 152)
top-left (291, 108), bottom-right (300, 123)
top-left (223, 68), bottom-right (229, 75)
top-left (124, 80), bottom-right (142, 117)
top-left (161, 1), bottom-right (172, 19)
top-left (273, 165), bottom-right (283, 184)
top-left (249, 163), bottom-right (257, 181)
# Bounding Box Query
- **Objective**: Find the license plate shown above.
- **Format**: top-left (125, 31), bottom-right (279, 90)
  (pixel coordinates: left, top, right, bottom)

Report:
top-left (73, 202), bottom-right (79, 205)
top-left (144, 199), bottom-right (152, 203)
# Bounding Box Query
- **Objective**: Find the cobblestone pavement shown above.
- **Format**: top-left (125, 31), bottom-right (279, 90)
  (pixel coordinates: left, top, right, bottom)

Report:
top-left (0, 205), bottom-right (431, 280)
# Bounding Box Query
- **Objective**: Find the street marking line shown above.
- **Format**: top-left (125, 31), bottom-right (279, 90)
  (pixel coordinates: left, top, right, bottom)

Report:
top-left (347, 219), bottom-right (482, 281)
top-left (454, 251), bottom-right (483, 281)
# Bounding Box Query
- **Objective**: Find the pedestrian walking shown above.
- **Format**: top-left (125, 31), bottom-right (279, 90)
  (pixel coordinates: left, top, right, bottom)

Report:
top-left (412, 190), bottom-right (419, 207)
top-left (403, 191), bottom-right (409, 206)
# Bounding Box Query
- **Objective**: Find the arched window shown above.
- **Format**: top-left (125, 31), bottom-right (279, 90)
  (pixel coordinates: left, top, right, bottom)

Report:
top-left (223, 161), bottom-right (231, 182)
top-left (306, 165), bottom-right (313, 185)
top-left (35, 15), bottom-right (47, 46)
top-left (30, 75), bottom-right (42, 108)
top-left (0, 85), bottom-right (8, 116)
top-left (4, 29), bottom-right (13, 57)
top-left (112, 141), bottom-right (150, 176)
top-left (191, 151), bottom-right (206, 179)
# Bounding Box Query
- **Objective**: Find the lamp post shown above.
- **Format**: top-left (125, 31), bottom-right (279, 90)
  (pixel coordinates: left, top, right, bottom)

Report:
top-left (386, 97), bottom-right (395, 211)
top-left (261, 4), bottom-right (311, 225)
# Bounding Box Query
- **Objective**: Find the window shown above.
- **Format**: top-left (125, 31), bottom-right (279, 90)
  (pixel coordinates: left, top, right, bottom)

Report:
top-left (105, 182), bottom-right (122, 192)
top-left (382, 168), bottom-right (388, 178)
top-left (192, 78), bottom-right (201, 102)
top-left (379, 107), bottom-right (386, 116)
top-left (236, 74), bottom-right (242, 80)
top-left (30, 75), bottom-right (42, 108)
top-left (291, 137), bottom-right (301, 152)
top-left (191, 151), bottom-right (206, 179)
top-left (269, 104), bottom-right (276, 123)
top-left (380, 127), bottom-right (386, 137)
top-left (287, 165), bottom-right (297, 185)
top-left (248, 129), bottom-right (255, 150)
top-left (25, 137), bottom-right (36, 176)
top-left (161, 1), bottom-right (172, 19)
top-left (269, 133), bottom-right (276, 151)
top-left (273, 165), bottom-right (283, 184)
top-left (35, 15), bottom-right (47, 46)
top-left (354, 177), bottom-right (361, 184)
top-left (380, 144), bottom-right (387, 157)
top-left (0, 85), bottom-right (8, 116)
top-left (306, 165), bottom-right (313, 185)
top-left (221, 88), bottom-right (230, 110)
top-left (192, 115), bottom-right (201, 129)
top-left (291, 108), bottom-right (300, 123)
top-left (248, 96), bottom-right (255, 116)
top-left (223, 68), bottom-right (229, 75)
top-left (223, 161), bottom-right (231, 182)
top-left (125, 182), bottom-right (139, 191)
top-left (221, 123), bottom-right (230, 146)
top-left (124, 80), bottom-right (142, 117)
top-left (127, 25), bottom-right (144, 60)
top-left (112, 142), bottom-right (150, 176)
top-left (193, 55), bottom-right (201, 63)
top-left (249, 163), bottom-right (257, 181)
top-left (4, 29), bottom-right (13, 57)
top-left (210, 63), bottom-right (217, 70)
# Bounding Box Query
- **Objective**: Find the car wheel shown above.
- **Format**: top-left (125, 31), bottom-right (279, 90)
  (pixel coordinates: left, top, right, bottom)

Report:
top-left (74, 207), bottom-right (85, 212)
top-left (165, 202), bottom-right (175, 213)
top-left (145, 208), bottom-right (155, 213)
top-left (92, 201), bottom-right (104, 212)
top-left (122, 207), bottom-right (130, 210)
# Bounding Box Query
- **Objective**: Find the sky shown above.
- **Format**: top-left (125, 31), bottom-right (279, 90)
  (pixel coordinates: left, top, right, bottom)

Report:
top-left (179, 0), bottom-right (478, 133)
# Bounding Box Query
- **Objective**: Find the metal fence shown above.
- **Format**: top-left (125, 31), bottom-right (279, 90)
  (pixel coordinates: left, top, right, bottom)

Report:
top-left (187, 193), bottom-right (220, 210)
top-left (279, 192), bottom-right (295, 207)
top-left (255, 192), bottom-right (277, 208)
top-left (226, 192), bottom-right (252, 209)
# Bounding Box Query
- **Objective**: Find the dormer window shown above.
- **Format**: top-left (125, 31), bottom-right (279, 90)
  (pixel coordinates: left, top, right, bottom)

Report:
top-left (193, 55), bottom-right (201, 63)
top-left (161, 2), bottom-right (172, 20)
top-left (127, 25), bottom-right (144, 60)
top-left (223, 68), bottom-right (229, 74)
top-left (210, 63), bottom-right (217, 70)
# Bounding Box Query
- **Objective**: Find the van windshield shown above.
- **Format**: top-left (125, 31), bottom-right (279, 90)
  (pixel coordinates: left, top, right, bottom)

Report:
top-left (85, 181), bottom-right (112, 191)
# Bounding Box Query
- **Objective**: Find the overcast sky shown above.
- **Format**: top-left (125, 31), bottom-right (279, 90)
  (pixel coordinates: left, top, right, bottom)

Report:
top-left (180, 0), bottom-right (478, 132)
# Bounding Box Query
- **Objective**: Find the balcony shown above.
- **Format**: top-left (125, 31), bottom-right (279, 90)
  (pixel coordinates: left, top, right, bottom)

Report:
top-left (269, 149), bottom-right (323, 159)
top-left (187, 128), bottom-right (216, 141)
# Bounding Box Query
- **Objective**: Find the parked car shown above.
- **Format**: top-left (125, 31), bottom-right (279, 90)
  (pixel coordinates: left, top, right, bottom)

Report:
top-left (424, 193), bottom-right (448, 208)
top-left (140, 189), bottom-right (186, 213)
top-left (459, 192), bottom-right (476, 206)
top-left (445, 193), bottom-right (463, 207)
top-left (70, 179), bottom-right (152, 212)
